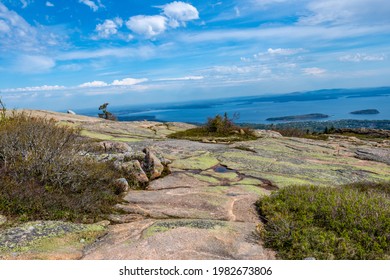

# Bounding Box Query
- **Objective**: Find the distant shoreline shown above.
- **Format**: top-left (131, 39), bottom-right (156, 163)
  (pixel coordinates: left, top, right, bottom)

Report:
top-left (266, 113), bottom-right (329, 122)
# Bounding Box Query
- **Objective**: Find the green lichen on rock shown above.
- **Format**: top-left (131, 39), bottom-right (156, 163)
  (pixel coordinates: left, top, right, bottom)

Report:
top-left (190, 174), bottom-right (221, 184)
top-left (170, 153), bottom-right (220, 170)
top-left (142, 219), bottom-right (226, 238)
top-left (0, 221), bottom-right (107, 254)
top-left (80, 130), bottom-right (140, 142)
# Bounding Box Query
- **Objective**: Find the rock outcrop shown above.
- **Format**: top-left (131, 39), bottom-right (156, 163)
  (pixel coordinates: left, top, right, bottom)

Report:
top-left (1, 111), bottom-right (389, 260)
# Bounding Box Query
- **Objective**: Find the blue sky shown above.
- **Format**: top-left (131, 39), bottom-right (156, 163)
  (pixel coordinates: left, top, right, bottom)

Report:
top-left (0, 0), bottom-right (389, 110)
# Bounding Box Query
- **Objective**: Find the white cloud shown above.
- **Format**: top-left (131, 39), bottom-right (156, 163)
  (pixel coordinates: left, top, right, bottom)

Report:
top-left (78, 0), bottom-right (103, 12)
top-left (213, 65), bottom-right (255, 74)
top-left (162, 1), bottom-right (199, 23)
top-left (95, 18), bottom-right (123, 38)
top-left (339, 53), bottom-right (386, 62)
top-left (3, 85), bottom-right (65, 92)
top-left (158, 76), bottom-right (204, 81)
top-left (111, 78), bottom-right (148, 86)
top-left (78, 77), bottom-right (148, 88)
top-left (56, 46), bottom-right (155, 60)
top-left (299, 0), bottom-right (390, 26)
top-left (0, 3), bottom-right (62, 52)
top-left (15, 55), bottom-right (56, 73)
top-left (20, 0), bottom-right (30, 9)
top-left (126, 15), bottom-right (167, 38)
top-left (0, 19), bottom-right (10, 33)
top-left (267, 48), bottom-right (305, 55)
top-left (303, 67), bottom-right (326, 76)
top-left (78, 81), bottom-right (108, 88)
top-left (46, 1), bottom-right (54, 7)
top-left (125, 2), bottom-right (199, 38)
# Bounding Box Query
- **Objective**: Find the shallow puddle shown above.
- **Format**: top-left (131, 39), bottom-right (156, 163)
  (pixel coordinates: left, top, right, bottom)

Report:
top-left (213, 164), bottom-right (235, 173)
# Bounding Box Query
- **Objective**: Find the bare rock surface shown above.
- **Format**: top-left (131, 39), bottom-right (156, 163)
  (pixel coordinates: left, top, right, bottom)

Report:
top-left (2, 111), bottom-right (389, 260)
top-left (83, 219), bottom-right (275, 260)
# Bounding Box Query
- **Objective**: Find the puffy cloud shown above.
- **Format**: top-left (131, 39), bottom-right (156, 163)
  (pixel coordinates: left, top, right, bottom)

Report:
top-left (303, 67), bottom-right (326, 76)
top-left (126, 15), bottom-right (167, 38)
top-left (78, 81), bottom-right (108, 88)
top-left (95, 18), bottom-right (123, 38)
top-left (46, 2), bottom-right (54, 7)
top-left (339, 53), bottom-right (386, 62)
top-left (111, 78), bottom-right (148, 86)
top-left (125, 2), bottom-right (199, 38)
top-left (78, 0), bottom-right (103, 12)
top-left (162, 1), bottom-right (199, 23)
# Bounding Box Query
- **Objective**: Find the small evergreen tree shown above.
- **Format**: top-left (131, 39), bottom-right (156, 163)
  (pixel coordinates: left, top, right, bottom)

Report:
top-left (98, 103), bottom-right (117, 121)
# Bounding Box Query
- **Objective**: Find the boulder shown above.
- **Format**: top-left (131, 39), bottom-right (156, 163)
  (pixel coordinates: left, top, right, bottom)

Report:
top-left (253, 129), bottom-right (283, 138)
top-left (99, 141), bottom-right (132, 153)
top-left (114, 178), bottom-right (129, 194)
top-left (122, 160), bottom-right (149, 184)
top-left (142, 148), bottom-right (164, 180)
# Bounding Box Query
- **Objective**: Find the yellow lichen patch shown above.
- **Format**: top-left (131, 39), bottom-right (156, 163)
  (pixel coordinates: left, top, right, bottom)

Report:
top-left (237, 185), bottom-right (270, 196)
top-left (190, 174), bottom-right (221, 184)
top-left (234, 177), bottom-right (263, 186)
top-left (170, 153), bottom-right (220, 170)
top-left (80, 130), bottom-right (140, 142)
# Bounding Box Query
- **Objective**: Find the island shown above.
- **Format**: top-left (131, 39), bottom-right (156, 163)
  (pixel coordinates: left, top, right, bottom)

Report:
top-left (266, 113), bottom-right (329, 121)
top-left (350, 109), bottom-right (380, 115)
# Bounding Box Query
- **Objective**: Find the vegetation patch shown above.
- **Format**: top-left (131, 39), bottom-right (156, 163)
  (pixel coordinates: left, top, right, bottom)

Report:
top-left (0, 112), bottom-right (135, 223)
top-left (256, 182), bottom-right (390, 259)
top-left (168, 113), bottom-right (257, 142)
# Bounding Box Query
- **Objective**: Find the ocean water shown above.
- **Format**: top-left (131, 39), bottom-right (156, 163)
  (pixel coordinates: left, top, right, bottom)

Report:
top-left (81, 88), bottom-right (390, 124)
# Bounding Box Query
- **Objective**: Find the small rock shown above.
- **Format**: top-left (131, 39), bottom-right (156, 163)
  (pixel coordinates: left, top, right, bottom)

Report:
top-left (304, 257), bottom-right (316, 260)
top-left (160, 158), bottom-right (172, 166)
top-left (142, 148), bottom-right (164, 180)
top-left (114, 178), bottom-right (129, 194)
top-left (128, 151), bottom-right (146, 162)
top-left (239, 129), bottom-right (245, 135)
top-left (0, 215), bottom-right (7, 226)
top-left (99, 141), bottom-right (132, 153)
top-left (80, 239), bottom-right (86, 243)
top-left (67, 110), bottom-right (76, 115)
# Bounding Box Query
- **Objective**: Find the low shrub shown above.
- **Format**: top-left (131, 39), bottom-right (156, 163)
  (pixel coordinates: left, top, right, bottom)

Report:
top-left (256, 182), bottom-right (390, 259)
top-left (0, 113), bottom-right (124, 223)
top-left (169, 113), bottom-right (257, 142)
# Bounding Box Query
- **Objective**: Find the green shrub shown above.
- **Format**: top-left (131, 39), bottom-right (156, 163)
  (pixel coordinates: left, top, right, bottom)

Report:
top-left (169, 113), bottom-right (257, 142)
top-left (0, 113), bottom-right (123, 223)
top-left (256, 182), bottom-right (390, 259)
